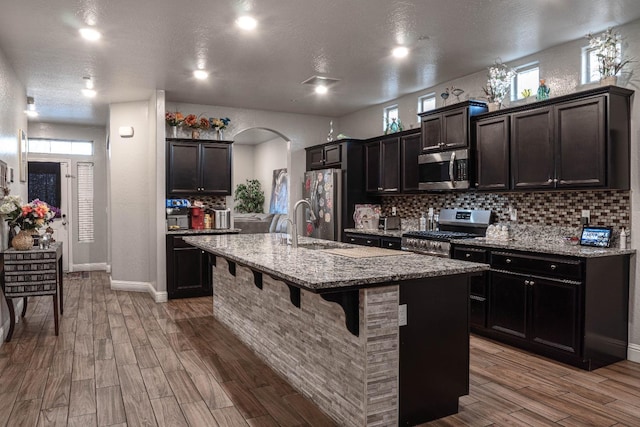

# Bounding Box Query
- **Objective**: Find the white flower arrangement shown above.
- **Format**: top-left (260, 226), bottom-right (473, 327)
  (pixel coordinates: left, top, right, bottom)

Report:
top-left (587, 27), bottom-right (631, 78)
top-left (482, 60), bottom-right (515, 105)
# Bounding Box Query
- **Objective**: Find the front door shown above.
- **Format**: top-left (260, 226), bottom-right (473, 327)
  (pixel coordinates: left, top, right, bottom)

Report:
top-left (28, 160), bottom-right (71, 271)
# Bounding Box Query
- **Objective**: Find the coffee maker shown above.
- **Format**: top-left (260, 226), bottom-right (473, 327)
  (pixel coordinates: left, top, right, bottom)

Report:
top-left (190, 206), bottom-right (205, 229)
top-left (166, 199), bottom-right (189, 230)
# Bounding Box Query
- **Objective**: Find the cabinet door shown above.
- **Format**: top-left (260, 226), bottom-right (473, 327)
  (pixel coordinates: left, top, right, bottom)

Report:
top-left (380, 137), bottom-right (400, 193)
top-left (344, 233), bottom-right (380, 246)
top-left (324, 144), bottom-right (342, 167)
top-left (530, 277), bottom-right (581, 355)
top-left (200, 144), bottom-right (232, 195)
top-left (421, 114), bottom-right (442, 152)
top-left (511, 107), bottom-right (554, 189)
top-left (476, 116), bottom-right (510, 190)
top-left (555, 96), bottom-right (606, 188)
top-left (364, 142), bottom-right (381, 192)
top-left (167, 237), bottom-right (212, 299)
top-left (306, 146), bottom-right (325, 170)
top-left (401, 133), bottom-right (421, 192)
top-left (442, 108), bottom-right (467, 149)
top-left (380, 237), bottom-right (401, 250)
top-left (167, 142), bottom-right (199, 195)
top-left (488, 271), bottom-right (528, 338)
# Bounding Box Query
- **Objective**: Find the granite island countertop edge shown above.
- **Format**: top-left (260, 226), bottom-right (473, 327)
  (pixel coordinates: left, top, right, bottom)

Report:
top-left (183, 234), bottom-right (488, 292)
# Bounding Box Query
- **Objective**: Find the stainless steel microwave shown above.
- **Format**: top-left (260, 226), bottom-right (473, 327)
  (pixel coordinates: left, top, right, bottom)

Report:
top-left (418, 149), bottom-right (470, 190)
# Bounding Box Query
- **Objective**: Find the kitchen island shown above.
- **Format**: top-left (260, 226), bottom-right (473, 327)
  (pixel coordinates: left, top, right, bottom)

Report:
top-left (184, 233), bottom-right (488, 426)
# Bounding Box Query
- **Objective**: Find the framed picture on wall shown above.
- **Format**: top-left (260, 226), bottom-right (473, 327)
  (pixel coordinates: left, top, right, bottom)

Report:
top-left (18, 128), bottom-right (27, 182)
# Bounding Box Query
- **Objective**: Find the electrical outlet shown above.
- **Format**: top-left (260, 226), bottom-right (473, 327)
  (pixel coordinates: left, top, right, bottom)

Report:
top-left (581, 209), bottom-right (590, 225)
top-left (391, 206), bottom-right (397, 216)
top-left (508, 205), bottom-right (517, 221)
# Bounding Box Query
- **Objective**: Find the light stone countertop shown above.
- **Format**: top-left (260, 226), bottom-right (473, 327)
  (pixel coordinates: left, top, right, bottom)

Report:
top-left (166, 228), bottom-right (241, 235)
top-left (183, 233), bottom-right (488, 292)
top-left (454, 237), bottom-right (636, 258)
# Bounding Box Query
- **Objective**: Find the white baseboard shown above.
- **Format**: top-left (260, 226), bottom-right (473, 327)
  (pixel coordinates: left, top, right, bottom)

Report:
top-left (109, 278), bottom-right (167, 303)
top-left (628, 343), bottom-right (640, 363)
top-left (72, 262), bottom-right (109, 272)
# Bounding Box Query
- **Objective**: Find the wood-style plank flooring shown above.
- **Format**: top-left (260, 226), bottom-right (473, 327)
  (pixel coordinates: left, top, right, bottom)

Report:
top-left (0, 271), bottom-right (638, 426)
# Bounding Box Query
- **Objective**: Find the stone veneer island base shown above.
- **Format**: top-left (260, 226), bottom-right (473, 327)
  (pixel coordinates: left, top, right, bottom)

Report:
top-left (184, 234), bottom-right (488, 426)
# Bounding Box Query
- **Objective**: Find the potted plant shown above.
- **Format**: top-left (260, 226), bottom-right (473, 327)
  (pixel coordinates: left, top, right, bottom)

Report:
top-left (0, 196), bottom-right (57, 250)
top-left (165, 111), bottom-right (184, 138)
top-left (234, 179), bottom-right (265, 213)
top-left (209, 117), bottom-right (231, 140)
top-left (482, 60), bottom-right (515, 111)
top-left (587, 27), bottom-right (632, 86)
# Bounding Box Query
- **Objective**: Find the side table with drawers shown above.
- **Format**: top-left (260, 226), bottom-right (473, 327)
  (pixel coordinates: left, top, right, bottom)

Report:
top-left (1, 243), bottom-right (63, 342)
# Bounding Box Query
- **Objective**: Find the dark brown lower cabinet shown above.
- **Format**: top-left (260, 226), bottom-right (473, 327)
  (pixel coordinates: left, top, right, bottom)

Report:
top-left (452, 244), bottom-right (629, 370)
top-left (343, 232), bottom-right (401, 249)
top-left (166, 234), bottom-right (212, 299)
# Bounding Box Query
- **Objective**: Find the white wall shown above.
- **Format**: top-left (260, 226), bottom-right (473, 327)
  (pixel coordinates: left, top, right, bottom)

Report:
top-left (254, 137), bottom-right (287, 213)
top-left (340, 22), bottom-right (640, 361)
top-left (0, 45), bottom-right (27, 341)
top-left (230, 144), bottom-right (255, 213)
top-left (27, 122), bottom-right (108, 270)
top-left (108, 100), bottom-right (152, 284)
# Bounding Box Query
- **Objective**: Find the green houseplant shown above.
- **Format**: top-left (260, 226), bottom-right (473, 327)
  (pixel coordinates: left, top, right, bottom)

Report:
top-left (234, 179), bottom-right (265, 213)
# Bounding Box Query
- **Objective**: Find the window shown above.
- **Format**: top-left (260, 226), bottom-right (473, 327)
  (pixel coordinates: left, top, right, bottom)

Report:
top-left (583, 44), bottom-right (622, 84)
top-left (28, 162), bottom-right (61, 210)
top-left (511, 63), bottom-right (539, 100)
top-left (29, 138), bottom-right (93, 155)
top-left (77, 162), bottom-right (94, 242)
top-left (417, 94), bottom-right (436, 121)
top-left (383, 104), bottom-right (398, 131)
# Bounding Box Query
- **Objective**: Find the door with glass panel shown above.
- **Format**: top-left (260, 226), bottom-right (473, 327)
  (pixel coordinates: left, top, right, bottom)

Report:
top-left (27, 160), bottom-right (71, 271)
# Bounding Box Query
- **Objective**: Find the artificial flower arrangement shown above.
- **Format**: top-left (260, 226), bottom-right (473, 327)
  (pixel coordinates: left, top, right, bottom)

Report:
top-left (166, 111), bottom-right (231, 130)
top-left (482, 59), bottom-right (515, 106)
top-left (0, 196), bottom-right (58, 231)
top-left (586, 27), bottom-right (632, 78)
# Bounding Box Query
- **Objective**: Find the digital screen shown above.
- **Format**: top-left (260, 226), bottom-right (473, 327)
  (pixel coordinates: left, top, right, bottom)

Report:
top-left (580, 227), bottom-right (612, 247)
top-left (455, 211), bottom-right (471, 220)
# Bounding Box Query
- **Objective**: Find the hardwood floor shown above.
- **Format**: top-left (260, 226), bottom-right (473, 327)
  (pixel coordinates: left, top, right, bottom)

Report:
top-left (0, 271), bottom-right (638, 426)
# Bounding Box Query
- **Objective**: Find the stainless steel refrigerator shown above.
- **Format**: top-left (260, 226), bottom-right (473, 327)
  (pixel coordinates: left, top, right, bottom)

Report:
top-left (302, 169), bottom-right (342, 241)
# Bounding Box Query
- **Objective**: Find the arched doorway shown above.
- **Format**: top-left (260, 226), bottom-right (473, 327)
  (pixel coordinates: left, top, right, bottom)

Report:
top-left (230, 127), bottom-right (291, 216)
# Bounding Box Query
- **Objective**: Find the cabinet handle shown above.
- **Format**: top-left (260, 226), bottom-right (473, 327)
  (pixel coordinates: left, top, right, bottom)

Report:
top-left (475, 183), bottom-right (479, 187)
top-left (547, 179), bottom-right (553, 183)
top-left (550, 264), bottom-right (557, 270)
top-left (366, 240), bottom-right (372, 244)
top-left (377, 187), bottom-right (383, 191)
top-left (530, 280), bottom-right (535, 286)
top-left (505, 258), bottom-right (512, 263)
top-left (350, 238), bottom-right (356, 242)
top-left (465, 253), bottom-right (471, 258)
top-left (383, 188), bottom-right (398, 192)
top-left (553, 178), bottom-right (558, 183)
top-left (387, 242), bottom-right (393, 247)
top-left (525, 280), bottom-right (530, 285)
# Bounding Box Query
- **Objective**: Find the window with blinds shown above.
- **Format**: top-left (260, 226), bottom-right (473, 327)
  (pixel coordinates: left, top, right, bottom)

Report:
top-left (77, 162), bottom-right (94, 242)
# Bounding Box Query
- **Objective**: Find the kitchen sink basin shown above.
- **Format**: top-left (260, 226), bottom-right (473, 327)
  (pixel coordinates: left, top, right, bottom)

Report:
top-left (296, 242), bottom-right (350, 250)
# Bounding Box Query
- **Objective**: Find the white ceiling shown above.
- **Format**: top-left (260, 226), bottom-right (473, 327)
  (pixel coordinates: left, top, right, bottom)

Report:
top-left (2, 0), bottom-right (640, 126)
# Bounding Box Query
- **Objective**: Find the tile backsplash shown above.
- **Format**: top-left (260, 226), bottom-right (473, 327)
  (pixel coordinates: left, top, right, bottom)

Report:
top-left (185, 195), bottom-right (227, 210)
top-left (381, 190), bottom-right (630, 229)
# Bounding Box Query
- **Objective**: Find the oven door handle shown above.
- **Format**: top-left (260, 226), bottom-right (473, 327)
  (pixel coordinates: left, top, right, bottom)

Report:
top-left (449, 151), bottom-right (456, 187)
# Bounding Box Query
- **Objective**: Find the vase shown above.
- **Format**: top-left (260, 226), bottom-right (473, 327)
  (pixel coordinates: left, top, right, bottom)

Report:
top-left (487, 102), bottom-right (500, 112)
top-left (217, 129), bottom-right (224, 140)
top-left (12, 229), bottom-right (35, 251)
top-left (600, 76), bottom-right (617, 86)
top-left (169, 126), bottom-right (178, 139)
top-left (192, 130), bottom-right (200, 139)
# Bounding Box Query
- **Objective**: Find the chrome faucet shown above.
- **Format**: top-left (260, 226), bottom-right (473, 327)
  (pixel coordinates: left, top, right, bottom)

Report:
top-left (287, 199), bottom-right (317, 248)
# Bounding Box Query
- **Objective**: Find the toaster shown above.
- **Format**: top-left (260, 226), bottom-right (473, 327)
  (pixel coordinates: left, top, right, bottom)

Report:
top-left (378, 216), bottom-right (401, 231)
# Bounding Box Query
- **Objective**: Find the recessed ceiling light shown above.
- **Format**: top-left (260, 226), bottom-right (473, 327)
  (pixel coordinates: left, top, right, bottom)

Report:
top-left (82, 88), bottom-right (97, 98)
top-left (25, 110), bottom-right (39, 118)
top-left (79, 28), bottom-right (101, 41)
top-left (236, 16), bottom-right (257, 31)
top-left (193, 70), bottom-right (209, 80)
top-left (391, 46), bottom-right (409, 58)
top-left (315, 85), bottom-right (328, 95)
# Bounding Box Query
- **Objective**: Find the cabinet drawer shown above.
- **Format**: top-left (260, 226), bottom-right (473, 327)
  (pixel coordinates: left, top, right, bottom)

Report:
top-left (491, 252), bottom-right (582, 280)
top-left (452, 246), bottom-right (488, 263)
top-left (345, 234), bottom-right (380, 247)
top-left (380, 237), bottom-right (401, 250)
top-left (171, 236), bottom-right (196, 249)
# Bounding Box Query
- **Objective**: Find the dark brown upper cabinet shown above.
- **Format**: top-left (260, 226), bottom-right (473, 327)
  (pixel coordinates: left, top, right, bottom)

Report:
top-left (475, 86), bottom-right (632, 191)
top-left (365, 135), bottom-right (400, 194)
top-left (306, 142), bottom-right (342, 170)
top-left (419, 101), bottom-right (488, 153)
top-left (475, 115), bottom-right (510, 190)
top-left (167, 139), bottom-right (232, 196)
top-left (400, 132), bottom-right (422, 192)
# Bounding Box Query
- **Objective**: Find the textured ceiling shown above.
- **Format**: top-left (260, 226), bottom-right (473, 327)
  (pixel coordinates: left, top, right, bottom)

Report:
top-left (2, 0), bottom-right (640, 126)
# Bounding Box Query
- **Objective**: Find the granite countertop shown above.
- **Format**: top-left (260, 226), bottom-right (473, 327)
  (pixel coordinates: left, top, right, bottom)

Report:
top-left (454, 237), bottom-right (636, 258)
top-left (343, 228), bottom-right (403, 238)
top-left (183, 233), bottom-right (488, 292)
top-left (166, 228), bottom-right (241, 235)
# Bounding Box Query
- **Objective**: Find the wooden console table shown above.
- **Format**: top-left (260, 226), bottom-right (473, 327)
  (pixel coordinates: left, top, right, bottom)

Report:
top-left (1, 243), bottom-right (63, 342)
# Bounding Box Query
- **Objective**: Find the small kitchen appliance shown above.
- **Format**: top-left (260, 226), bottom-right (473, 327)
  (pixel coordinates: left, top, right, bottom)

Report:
top-left (418, 148), bottom-right (471, 191)
top-left (213, 209), bottom-right (231, 229)
top-left (402, 209), bottom-right (492, 257)
top-left (379, 215), bottom-right (401, 231)
top-left (190, 206), bottom-right (205, 229)
top-left (166, 199), bottom-right (190, 230)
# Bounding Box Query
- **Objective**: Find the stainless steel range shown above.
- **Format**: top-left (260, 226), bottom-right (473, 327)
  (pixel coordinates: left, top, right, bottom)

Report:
top-left (402, 209), bottom-right (492, 257)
